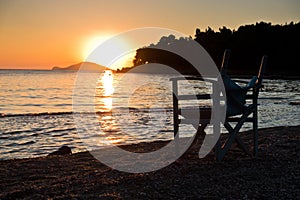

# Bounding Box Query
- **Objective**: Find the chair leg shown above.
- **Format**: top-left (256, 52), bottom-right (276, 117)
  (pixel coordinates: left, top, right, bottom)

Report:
top-left (218, 126), bottom-right (240, 160)
top-left (212, 122), bottom-right (222, 161)
top-left (215, 138), bottom-right (222, 161)
top-left (253, 108), bottom-right (258, 157)
top-left (218, 111), bottom-right (252, 160)
top-left (235, 136), bottom-right (251, 156)
top-left (224, 122), bottom-right (251, 156)
top-left (186, 124), bottom-right (207, 156)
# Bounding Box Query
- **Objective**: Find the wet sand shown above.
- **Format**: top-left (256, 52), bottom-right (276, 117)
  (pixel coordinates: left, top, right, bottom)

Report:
top-left (0, 125), bottom-right (299, 199)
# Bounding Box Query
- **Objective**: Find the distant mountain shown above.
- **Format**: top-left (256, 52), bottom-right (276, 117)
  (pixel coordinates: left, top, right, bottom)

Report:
top-left (52, 62), bottom-right (107, 71)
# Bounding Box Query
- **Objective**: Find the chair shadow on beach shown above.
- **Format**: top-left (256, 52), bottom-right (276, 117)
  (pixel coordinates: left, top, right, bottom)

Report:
top-left (171, 49), bottom-right (268, 161)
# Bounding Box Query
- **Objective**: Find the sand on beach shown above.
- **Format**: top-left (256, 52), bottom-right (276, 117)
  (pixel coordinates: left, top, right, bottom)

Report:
top-left (0, 125), bottom-right (299, 199)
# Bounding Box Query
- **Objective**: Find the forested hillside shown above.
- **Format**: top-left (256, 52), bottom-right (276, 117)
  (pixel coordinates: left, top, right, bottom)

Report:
top-left (132, 22), bottom-right (300, 77)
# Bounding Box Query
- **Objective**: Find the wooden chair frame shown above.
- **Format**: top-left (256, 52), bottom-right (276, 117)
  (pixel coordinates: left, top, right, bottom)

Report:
top-left (171, 49), bottom-right (268, 161)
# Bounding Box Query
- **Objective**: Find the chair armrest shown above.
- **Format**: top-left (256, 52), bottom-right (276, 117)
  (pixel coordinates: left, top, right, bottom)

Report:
top-left (231, 79), bottom-right (250, 84)
top-left (170, 76), bottom-right (204, 81)
top-left (231, 76), bottom-right (258, 90)
top-left (170, 76), bottom-right (218, 84)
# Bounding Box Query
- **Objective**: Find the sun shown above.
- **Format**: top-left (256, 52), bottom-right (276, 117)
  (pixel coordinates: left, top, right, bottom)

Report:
top-left (82, 34), bottom-right (135, 70)
top-left (82, 35), bottom-right (112, 60)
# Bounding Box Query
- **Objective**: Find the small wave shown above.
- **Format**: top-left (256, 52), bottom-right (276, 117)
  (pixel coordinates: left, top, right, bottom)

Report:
top-left (3, 129), bottom-right (33, 135)
top-left (6, 140), bottom-right (36, 147)
top-left (48, 96), bottom-right (70, 100)
top-left (19, 103), bottom-right (48, 107)
top-left (23, 95), bottom-right (43, 99)
top-left (95, 95), bottom-right (113, 98)
top-left (3, 127), bottom-right (45, 136)
top-left (0, 107), bottom-right (173, 118)
top-left (259, 97), bottom-right (288, 100)
top-left (44, 127), bottom-right (76, 135)
top-left (53, 103), bottom-right (73, 107)
top-left (0, 111), bottom-right (76, 118)
top-left (114, 106), bottom-right (173, 111)
top-left (19, 140), bottom-right (36, 145)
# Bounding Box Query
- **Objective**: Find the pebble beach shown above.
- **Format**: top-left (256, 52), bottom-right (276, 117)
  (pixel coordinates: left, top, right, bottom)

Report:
top-left (0, 125), bottom-right (299, 199)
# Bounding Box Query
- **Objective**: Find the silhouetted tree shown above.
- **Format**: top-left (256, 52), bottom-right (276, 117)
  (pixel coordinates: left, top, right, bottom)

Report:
top-left (132, 21), bottom-right (300, 76)
top-left (195, 21), bottom-right (300, 76)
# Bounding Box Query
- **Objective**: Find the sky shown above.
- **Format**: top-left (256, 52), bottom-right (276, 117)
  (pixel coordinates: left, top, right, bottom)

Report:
top-left (0, 0), bottom-right (299, 70)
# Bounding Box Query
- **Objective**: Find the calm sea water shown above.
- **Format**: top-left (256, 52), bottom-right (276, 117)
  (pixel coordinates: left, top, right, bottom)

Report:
top-left (0, 70), bottom-right (299, 160)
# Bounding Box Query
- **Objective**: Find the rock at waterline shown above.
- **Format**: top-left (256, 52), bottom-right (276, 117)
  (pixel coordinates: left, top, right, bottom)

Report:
top-left (48, 145), bottom-right (72, 156)
top-left (289, 101), bottom-right (300, 105)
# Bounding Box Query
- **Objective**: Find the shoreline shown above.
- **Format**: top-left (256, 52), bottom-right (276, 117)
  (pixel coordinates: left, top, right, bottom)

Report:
top-left (0, 125), bottom-right (299, 199)
top-left (1, 68), bottom-right (300, 80)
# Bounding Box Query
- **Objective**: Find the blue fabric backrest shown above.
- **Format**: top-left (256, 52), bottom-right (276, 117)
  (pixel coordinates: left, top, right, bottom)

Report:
top-left (222, 72), bottom-right (258, 116)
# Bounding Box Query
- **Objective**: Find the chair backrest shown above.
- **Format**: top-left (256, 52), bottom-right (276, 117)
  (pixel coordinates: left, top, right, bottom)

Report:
top-left (219, 50), bottom-right (268, 116)
top-left (220, 49), bottom-right (268, 83)
top-left (220, 49), bottom-right (231, 73)
top-left (256, 55), bottom-right (268, 88)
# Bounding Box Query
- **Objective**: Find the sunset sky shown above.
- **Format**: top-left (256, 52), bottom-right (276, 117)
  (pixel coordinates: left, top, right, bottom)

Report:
top-left (0, 0), bottom-right (299, 70)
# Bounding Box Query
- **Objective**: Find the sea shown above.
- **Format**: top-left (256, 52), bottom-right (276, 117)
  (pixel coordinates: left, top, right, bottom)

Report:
top-left (0, 69), bottom-right (299, 160)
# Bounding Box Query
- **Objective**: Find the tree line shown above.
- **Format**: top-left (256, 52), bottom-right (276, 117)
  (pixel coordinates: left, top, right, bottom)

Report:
top-left (131, 21), bottom-right (300, 77)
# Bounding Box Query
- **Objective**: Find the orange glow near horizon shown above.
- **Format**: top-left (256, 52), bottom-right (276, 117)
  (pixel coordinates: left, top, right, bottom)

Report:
top-left (1, 1), bottom-right (299, 70)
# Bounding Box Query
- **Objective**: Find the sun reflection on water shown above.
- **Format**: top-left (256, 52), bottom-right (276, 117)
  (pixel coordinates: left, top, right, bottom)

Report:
top-left (95, 70), bottom-right (125, 144)
top-left (96, 70), bottom-right (114, 112)
top-left (102, 70), bottom-right (114, 96)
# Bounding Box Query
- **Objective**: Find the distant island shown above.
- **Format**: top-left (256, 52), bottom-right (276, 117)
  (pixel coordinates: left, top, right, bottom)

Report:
top-left (52, 62), bottom-right (108, 71)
